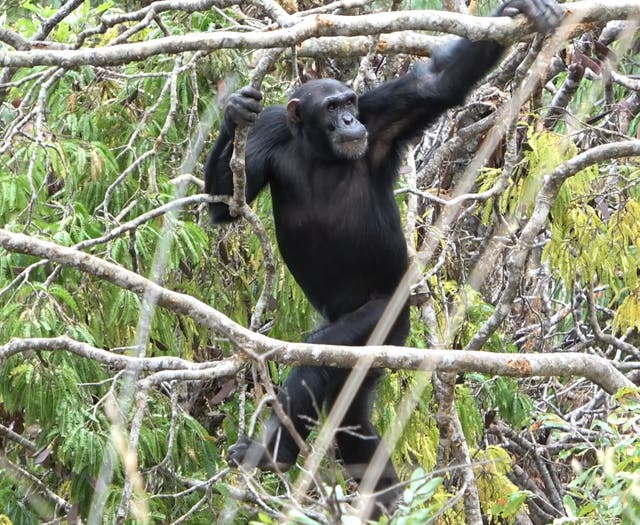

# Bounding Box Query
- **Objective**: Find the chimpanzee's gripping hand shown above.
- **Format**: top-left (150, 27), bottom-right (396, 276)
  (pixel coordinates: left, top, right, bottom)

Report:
top-left (495, 0), bottom-right (563, 31)
top-left (224, 86), bottom-right (263, 130)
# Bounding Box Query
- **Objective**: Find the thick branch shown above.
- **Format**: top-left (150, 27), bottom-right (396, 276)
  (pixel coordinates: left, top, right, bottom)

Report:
top-left (1, 1), bottom-right (637, 68)
top-left (0, 229), bottom-right (633, 394)
top-left (296, 32), bottom-right (442, 58)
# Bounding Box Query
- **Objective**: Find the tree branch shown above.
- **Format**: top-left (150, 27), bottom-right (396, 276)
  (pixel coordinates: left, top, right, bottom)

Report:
top-left (1, 1), bottom-right (637, 68)
top-left (0, 455), bottom-right (71, 513)
top-left (0, 229), bottom-right (633, 395)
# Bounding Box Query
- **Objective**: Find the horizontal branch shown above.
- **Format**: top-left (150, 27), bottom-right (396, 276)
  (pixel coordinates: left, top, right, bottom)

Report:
top-left (0, 1), bottom-right (636, 68)
top-left (0, 14), bottom-right (517, 68)
top-left (261, 343), bottom-right (634, 396)
top-left (296, 32), bottom-right (443, 57)
top-left (0, 229), bottom-right (634, 395)
top-left (0, 335), bottom-right (233, 371)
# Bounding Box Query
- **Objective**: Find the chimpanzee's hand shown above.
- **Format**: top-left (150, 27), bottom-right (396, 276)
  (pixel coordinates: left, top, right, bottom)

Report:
top-left (224, 86), bottom-right (263, 129)
top-left (495, 0), bottom-right (563, 31)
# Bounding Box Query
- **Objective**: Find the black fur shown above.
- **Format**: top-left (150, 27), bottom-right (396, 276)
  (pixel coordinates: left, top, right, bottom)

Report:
top-left (204, 0), bottom-right (562, 515)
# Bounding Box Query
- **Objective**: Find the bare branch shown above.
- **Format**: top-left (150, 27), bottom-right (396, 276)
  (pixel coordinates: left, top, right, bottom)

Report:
top-left (75, 0), bottom-right (234, 48)
top-left (37, 0), bottom-right (85, 40)
top-left (0, 229), bottom-right (633, 394)
top-left (433, 372), bottom-right (482, 524)
top-left (0, 423), bottom-right (37, 452)
top-left (543, 62), bottom-right (585, 129)
top-left (296, 32), bottom-right (442, 57)
top-left (0, 27), bottom-right (30, 50)
top-left (0, 335), bottom-right (235, 372)
top-left (2, 1), bottom-right (638, 68)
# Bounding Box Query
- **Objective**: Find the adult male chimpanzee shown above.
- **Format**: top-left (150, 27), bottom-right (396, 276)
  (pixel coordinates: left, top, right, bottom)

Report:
top-left (205, 0), bottom-right (562, 513)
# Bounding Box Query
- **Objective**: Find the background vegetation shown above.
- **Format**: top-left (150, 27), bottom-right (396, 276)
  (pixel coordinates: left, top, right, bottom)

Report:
top-left (0, 0), bottom-right (639, 523)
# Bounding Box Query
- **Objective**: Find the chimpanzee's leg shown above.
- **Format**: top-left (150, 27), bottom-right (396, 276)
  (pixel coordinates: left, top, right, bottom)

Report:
top-left (227, 365), bottom-right (339, 470)
top-left (227, 300), bottom-right (384, 470)
top-left (227, 299), bottom-right (408, 479)
top-left (327, 305), bottom-right (409, 515)
top-left (324, 370), bottom-right (400, 516)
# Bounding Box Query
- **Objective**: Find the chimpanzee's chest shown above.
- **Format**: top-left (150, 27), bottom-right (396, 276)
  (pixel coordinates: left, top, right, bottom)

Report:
top-left (272, 163), bottom-right (395, 251)
top-left (269, 161), bottom-right (407, 315)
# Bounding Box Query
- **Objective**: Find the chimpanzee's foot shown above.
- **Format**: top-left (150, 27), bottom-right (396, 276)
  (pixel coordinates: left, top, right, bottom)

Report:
top-left (227, 435), bottom-right (294, 472)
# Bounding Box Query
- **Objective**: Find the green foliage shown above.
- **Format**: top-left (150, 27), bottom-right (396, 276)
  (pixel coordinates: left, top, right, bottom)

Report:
top-left (0, 2), bottom-right (252, 521)
top-left (477, 376), bottom-right (534, 428)
top-left (376, 372), bottom-right (439, 477)
top-left (615, 288), bottom-right (640, 334)
top-left (389, 469), bottom-right (443, 524)
top-left (478, 129), bottom-right (577, 225)
top-left (541, 137), bottom-right (640, 335)
top-left (475, 446), bottom-right (530, 523)
top-left (455, 385), bottom-right (483, 448)
top-left (562, 392), bottom-right (640, 522)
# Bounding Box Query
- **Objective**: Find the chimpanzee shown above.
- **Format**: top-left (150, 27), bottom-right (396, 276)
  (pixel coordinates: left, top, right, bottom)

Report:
top-left (205, 0), bottom-right (562, 514)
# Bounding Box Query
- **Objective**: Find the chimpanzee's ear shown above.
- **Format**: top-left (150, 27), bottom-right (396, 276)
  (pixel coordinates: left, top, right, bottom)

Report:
top-left (286, 99), bottom-right (302, 124)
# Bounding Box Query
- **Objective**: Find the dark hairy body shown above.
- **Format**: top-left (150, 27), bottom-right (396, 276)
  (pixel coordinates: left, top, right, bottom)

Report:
top-left (205, 0), bottom-right (562, 515)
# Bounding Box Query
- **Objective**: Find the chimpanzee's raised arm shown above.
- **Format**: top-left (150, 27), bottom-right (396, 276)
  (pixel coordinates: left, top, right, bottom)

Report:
top-left (359, 0), bottom-right (563, 156)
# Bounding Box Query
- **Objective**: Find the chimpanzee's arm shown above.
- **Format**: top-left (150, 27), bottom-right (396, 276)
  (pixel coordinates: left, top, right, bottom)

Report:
top-left (204, 89), bottom-right (286, 223)
top-left (359, 0), bottom-right (563, 155)
top-left (359, 37), bottom-right (504, 148)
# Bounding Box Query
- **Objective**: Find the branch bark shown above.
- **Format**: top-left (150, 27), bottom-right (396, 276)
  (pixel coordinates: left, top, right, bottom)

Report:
top-left (0, 228), bottom-right (633, 395)
top-left (1, 1), bottom-right (638, 68)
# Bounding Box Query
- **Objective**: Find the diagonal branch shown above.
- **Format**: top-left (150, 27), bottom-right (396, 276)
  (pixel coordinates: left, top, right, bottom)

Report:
top-left (0, 228), bottom-right (633, 395)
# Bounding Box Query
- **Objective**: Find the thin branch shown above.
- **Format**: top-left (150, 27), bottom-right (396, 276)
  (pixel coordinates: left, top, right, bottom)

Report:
top-left (37, 0), bottom-right (85, 40)
top-left (433, 372), bottom-right (482, 524)
top-left (75, 0), bottom-right (234, 48)
top-left (0, 335), bottom-right (234, 372)
top-left (228, 50), bottom-right (282, 330)
top-left (466, 139), bottom-right (640, 352)
top-left (0, 454), bottom-right (71, 512)
top-left (0, 423), bottom-right (37, 452)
